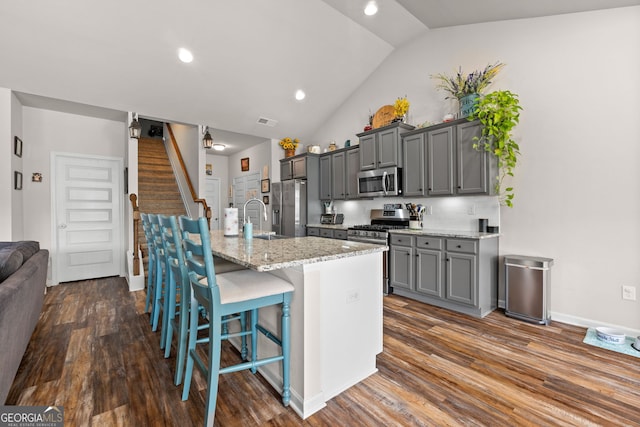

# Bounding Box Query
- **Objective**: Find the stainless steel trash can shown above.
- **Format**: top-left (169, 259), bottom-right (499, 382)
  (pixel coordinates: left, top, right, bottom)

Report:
top-left (504, 255), bottom-right (554, 325)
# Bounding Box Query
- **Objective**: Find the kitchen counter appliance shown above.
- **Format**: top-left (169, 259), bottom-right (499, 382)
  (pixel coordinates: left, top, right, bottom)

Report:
top-left (357, 166), bottom-right (403, 197)
top-left (320, 213), bottom-right (344, 225)
top-left (347, 204), bottom-right (409, 294)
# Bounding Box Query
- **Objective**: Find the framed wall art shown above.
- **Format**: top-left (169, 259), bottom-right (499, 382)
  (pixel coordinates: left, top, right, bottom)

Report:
top-left (262, 195), bottom-right (269, 205)
top-left (261, 178), bottom-right (270, 193)
top-left (241, 157), bottom-right (249, 172)
top-left (14, 136), bottom-right (22, 158)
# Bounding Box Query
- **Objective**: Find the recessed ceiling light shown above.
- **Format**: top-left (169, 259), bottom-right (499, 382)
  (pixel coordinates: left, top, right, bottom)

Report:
top-left (178, 48), bottom-right (193, 63)
top-left (295, 89), bottom-right (306, 101)
top-left (364, 1), bottom-right (378, 16)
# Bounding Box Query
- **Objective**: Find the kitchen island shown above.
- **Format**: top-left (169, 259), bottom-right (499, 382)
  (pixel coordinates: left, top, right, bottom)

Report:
top-left (207, 230), bottom-right (387, 419)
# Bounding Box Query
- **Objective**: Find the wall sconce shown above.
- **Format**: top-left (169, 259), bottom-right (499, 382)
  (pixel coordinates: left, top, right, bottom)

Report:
top-left (203, 126), bottom-right (214, 149)
top-left (129, 113), bottom-right (142, 139)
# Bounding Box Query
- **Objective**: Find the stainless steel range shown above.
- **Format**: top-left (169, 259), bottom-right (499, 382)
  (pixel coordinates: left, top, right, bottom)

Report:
top-left (347, 205), bottom-right (409, 294)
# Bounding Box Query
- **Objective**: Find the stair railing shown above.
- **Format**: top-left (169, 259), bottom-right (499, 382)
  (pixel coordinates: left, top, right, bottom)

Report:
top-left (129, 193), bottom-right (141, 276)
top-left (165, 124), bottom-right (212, 228)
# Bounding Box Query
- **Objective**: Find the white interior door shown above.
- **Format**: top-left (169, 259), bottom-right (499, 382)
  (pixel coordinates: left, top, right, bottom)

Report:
top-left (233, 173), bottom-right (260, 224)
top-left (54, 153), bottom-right (123, 283)
top-left (205, 177), bottom-right (221, 230)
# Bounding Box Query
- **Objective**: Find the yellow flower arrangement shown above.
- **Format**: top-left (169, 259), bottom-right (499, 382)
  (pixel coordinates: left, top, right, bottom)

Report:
top-left (279, 137), bottom-right (300, 150)
top-left (394, 96), bottom-right (410, 117)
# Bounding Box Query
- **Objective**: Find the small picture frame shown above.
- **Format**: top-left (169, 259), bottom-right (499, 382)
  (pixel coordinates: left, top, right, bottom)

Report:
top-left (262, 195), bottom-right (269, 205)
top-left (261, 178), bottom-right (270, 193)
top-left (14, 171), bottom-right (22, 190)
top-left (32, 172), bottom-right (43, 182)
top-left (241, 157), bottom-right (249, 172)
top-left (205, 163), bottom-right (213, 176)
top-left (14, 136), bottom-right (22, 158)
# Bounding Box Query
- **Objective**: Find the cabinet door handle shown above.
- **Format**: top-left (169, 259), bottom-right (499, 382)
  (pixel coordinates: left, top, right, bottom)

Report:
top-left (457, 245), bottom-right (462, 248)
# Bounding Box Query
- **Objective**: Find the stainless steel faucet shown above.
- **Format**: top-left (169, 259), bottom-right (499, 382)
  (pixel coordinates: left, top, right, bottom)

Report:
top-left (243, 197), bottom-right (268, 233)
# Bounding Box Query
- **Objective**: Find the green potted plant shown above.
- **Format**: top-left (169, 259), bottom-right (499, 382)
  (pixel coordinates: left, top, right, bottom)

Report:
top-left (468, 90), bottom-right (522, 207)
top-left (431, 62), bottom-right (504, 117)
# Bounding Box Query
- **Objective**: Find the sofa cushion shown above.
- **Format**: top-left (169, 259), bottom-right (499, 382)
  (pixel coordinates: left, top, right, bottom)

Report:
top-left (13, 241), bottom-right (40, 262)
top-left (0, 241), bottom-right (40, 263)
top-left (0, 248), bottom-right (24, 283)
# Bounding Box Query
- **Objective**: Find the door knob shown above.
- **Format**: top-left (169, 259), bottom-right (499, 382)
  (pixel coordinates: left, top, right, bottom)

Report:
top-left (59, 224), bottom-right (67, 229)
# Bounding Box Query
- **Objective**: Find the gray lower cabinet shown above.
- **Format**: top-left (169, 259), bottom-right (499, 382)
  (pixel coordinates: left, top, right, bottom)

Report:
top-left (390, 233), bottom-right (498, 318)
top-left (389, 235), bottom-right (413, 290)
top-left (306, 226), bottom-right (347, 240)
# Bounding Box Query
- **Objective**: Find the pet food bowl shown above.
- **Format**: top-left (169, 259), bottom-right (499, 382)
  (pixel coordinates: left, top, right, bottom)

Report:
top-left (595, 327), bottom-right (626, 345)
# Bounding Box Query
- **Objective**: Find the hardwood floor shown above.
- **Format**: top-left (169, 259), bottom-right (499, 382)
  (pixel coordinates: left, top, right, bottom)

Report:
top-left (7, 277), bottom-right (640, 426)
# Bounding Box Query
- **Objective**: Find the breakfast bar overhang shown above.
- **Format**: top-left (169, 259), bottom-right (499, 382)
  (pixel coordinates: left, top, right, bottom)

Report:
top-left (206, 231), bottom-right (387, 419)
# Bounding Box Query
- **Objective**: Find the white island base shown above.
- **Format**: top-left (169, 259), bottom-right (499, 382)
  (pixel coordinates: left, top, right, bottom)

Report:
top-left (230, 252), bottom-right (383, 419)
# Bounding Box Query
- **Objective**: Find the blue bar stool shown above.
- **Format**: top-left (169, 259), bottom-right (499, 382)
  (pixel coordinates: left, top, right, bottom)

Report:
top-left (180, 216), bottom-right (293, 426)
top-left (160, 215), bottom-right (250, 385)
top-left (148, 214), bottom-right (167, 339)
top-left (140, 213), bottom-right (156, 317)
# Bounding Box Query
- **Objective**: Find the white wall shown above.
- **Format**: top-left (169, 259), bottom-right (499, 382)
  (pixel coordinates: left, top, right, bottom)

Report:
top-left (229, 139), bottom-right (272, 224)
top-left (311, 7), bottom-right (640, 331)
top-left (0, 89), bottom-right (13, 240)
top-left (22, 107), bottom-right (126, 255)
top-left (205, 153), bottom-right (230, 208)
top-left (10, 93), bottom-right (24, 240)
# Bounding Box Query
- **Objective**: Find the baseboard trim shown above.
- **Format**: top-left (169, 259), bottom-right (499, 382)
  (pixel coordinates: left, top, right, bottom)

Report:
top-left (548, 311), bottom-right (640, 337)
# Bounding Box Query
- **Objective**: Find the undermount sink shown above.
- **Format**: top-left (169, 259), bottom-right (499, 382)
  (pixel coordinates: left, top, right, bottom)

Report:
top-left (253, 234), bottom-right (291, 240)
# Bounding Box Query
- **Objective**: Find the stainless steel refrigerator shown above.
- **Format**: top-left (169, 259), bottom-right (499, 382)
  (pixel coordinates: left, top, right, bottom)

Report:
top-left (272, 180), bottom-right (307, 237)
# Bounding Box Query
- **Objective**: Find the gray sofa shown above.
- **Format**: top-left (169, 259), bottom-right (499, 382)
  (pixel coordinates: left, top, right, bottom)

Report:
top-left (0, 241), bottom-right (48, 404)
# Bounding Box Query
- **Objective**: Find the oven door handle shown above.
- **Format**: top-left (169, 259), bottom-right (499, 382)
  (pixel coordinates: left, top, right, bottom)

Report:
top-left (347, 237), bottom-right (388, 245)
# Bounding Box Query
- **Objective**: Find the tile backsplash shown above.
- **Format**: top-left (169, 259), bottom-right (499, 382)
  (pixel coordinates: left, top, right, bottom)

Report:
top-left (326, 195), bottom-right (500, 232)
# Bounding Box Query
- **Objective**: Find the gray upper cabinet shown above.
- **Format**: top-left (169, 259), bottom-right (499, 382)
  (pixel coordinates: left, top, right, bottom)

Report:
top-left (332, 151), bottom-right (346, 200)
top-left (280, 158), bottom-right (293, 181)
top-left (456, 120), bottom-right (490, 194)
top-left (358, 134), bottom-right (377, 171)
top-left (345, 147), bottom-right (360, 199)
top-left (401, 119), bottom-right (495, 199)
top-left (427, 126), bottom-right (455, 196)
top-left (281, 154), bottom-right (311, 180)
top-left (292, 157), bottom-right (307, 179)
top-left (357, 122), bottom-right (414, 171)
top-left (319, 147), bottom-right (360, 201)
top-left (402, 133), bottom-right (425, 196)
top-left (319, 154), bottom-right (332, 200)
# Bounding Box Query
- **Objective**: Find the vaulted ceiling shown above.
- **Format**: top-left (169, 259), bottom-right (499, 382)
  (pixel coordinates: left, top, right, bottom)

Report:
top-left (2, 0), bottom-right (638, 154)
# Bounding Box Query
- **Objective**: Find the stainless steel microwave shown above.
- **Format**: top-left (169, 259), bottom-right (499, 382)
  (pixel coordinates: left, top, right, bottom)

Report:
top-left (357, 167), bottom-right (403, 197)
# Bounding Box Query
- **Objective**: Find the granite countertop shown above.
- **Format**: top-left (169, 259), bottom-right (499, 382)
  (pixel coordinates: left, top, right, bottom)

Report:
top-left (306, 224), bottom-right (349, 230)
top-left (207, 230), bottom-right (387, 272)
top-left (389, 228), bottom-right (500, 239)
